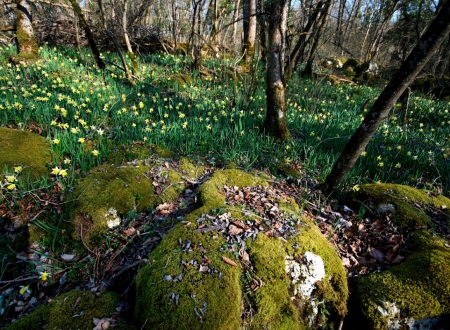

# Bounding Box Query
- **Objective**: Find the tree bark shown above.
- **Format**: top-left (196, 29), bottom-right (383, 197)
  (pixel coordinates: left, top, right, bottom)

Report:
top-left (68, 0), bottom-right (105, 69)
top-left (322, 0), bottom-right (450, 195)
top-left (243, 0), bottom-right (256, 71)
top-left (15, 0), bottom-right (39, 59)
top-left (264, 0), bottom-right (289, 141)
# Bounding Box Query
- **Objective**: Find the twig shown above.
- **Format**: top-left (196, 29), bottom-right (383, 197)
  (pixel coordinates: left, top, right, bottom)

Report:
top-left (0, 275), bottom-right (40, 284)
top-left (80, 223), bottom-right (95, 254)
top-left (111, 258), bottom-right (147, 281)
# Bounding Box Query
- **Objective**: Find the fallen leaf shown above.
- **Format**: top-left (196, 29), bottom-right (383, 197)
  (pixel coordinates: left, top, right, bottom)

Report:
top-left (123, 227), bottom-right (136, 237)
top-left (222, 256), bottom-right (237, 267)
top-left (228, 224), bottom-right (243, 236)
top-left (369, 247), bottom-right (384, 262)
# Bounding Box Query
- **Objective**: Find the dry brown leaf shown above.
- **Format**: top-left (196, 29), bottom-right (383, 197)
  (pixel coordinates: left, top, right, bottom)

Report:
top-left (222, 256), bottom-right (237, 267)
top-left (228, 224), bottom-right (243, 236)
top-left (369, 247), bottom-right (384, 262)
top-left (123, 227), bottom-right (136, 237)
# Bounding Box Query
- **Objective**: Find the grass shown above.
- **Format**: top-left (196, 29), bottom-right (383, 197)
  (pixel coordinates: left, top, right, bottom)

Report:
top-left (0, 44), bottom-right (449, 196)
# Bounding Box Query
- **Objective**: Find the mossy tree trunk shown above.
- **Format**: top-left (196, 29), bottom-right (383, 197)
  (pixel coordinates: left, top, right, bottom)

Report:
top-left (68, 0), bottom-right (105, 70)
top-left (322, 0), bottom-right (450, 195)
top-left (15, 0), bottom-right (38, 59)
top-left (264, 0), bottom-right (289, 141)
top-left (243, 0), bottom-right (256, 71)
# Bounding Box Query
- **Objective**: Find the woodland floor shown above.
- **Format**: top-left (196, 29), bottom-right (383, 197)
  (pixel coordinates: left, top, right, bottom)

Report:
top-left (1, 157), bottom-right (450, 329)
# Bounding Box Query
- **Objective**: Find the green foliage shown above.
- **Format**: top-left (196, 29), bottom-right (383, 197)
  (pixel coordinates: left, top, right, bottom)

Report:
top-left (0, 45), bottom-right (448, 196)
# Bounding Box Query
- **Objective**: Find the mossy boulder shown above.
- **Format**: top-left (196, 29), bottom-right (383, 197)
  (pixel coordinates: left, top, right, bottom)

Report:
top-left (345, 183), bottom-right (450, 229)
top-left (135, 169), bottom-right (348, 329)
top-left (0, 127), bottom-right (51, 180)
top-left (356, 230), bottom-right (450, 329)
top-left (7, 290), bottom-right (119, 330)
top-left (66, 163), bottom-right (184, 244)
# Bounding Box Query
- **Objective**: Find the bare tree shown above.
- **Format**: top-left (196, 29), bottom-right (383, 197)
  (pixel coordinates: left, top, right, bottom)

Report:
top-left (322, 0), bottom-right (450, 195)
top-left (264, 0), bottom-right (289, 140)
top-left (68, 0), bottom-right (105, 69)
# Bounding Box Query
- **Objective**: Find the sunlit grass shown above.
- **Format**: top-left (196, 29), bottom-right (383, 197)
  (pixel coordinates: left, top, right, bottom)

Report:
top-left (0, 45), bottom-right (449, 194)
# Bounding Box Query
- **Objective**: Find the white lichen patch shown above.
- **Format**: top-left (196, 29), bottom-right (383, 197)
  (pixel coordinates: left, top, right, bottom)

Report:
top-left (285, 252), bottom-right (325, 298)
top-left (378, 302), bottom-right (445, 330)
top-left (376, 203), bottom-right (396, 214)
top-left (105, 208), bottom-right (121, 228)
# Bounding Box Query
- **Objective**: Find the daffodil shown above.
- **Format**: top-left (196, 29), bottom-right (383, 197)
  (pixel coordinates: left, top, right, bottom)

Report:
top-left (395, 163), bottom-right (401, 169)
top-left (53, 138), bottom-right (60, 144)
top-left (19, 285), bottom-right (30, 295)
top-left (14, 166), bottom-right (23, 173)
top-left (64, 158), bottom-right (71, 164)
top-left (78, 138), bottom-right (85, 143)
top-left (39, 271), bottom-right (49, 281)
top-left (6, 175), bottom-right (15, 183)
top-left (92, 150), bottom-right (99, 157)
top-left (353, 185), bottom-right (360, 192)
top-left (51, 167), bottom-right (60, 175)
top-left (361, 151), bottom-right (367, 157)
top-left (59, 169), bottom-right (67, 177)
top-left (7, 183), bottom-right (16, 190)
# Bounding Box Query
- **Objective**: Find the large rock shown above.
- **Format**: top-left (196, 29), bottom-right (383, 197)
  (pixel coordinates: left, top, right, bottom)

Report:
top-left (66, 163), bottom-right (185, 244)
top-left (0, 127), bottom-right (51, 180)
top-left (135, 170), bottom-right (348, 329)
top-left (348, 184), bottom-right (450, 329)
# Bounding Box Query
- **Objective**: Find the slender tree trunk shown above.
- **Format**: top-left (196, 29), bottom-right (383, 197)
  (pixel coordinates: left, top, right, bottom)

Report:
top-left (264, 0), bottom-right (289, 141)
top-left (284, 0), bottom-right (325, 81)
top-left (15, 0), bottom-right (38, 59)
top-left (243, 0), bottom-right (256, 71)
top-left (68, 0), bottom-right (105, 69)
top-left (258, 0), bottom-right (267, 61)
top-left (322, 0), bottom-right (450, 195)
top-left (304, 0), bottom-right (332, 76)
top-left (123, 0), bottom-right (138, 74)
top-left (97, 0), bottom-right (131, 80)
top-left (231, 0), bottom-right (240, 52)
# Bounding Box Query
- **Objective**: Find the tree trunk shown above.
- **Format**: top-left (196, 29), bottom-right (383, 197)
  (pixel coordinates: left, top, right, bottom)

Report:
top-left (123, 0), bottom-right (138, 74)
top-left (15, 0), bottom-right (38, 59)
top-left (264, 0), bottom-right (289, 141)
top-left (243, 0), bottom-right (256, 71)
top-left (68, 0), bottom-right (105, 69)
top-left (231, 0), bottom-right (240, 52)
top-left (322, 0), bottom-right (450, 195)
top-left (258, 0), bottom-right (267, 61)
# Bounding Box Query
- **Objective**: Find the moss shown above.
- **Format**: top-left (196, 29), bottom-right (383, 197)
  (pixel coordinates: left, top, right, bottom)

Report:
top-left (153, 145), bottom-right (177, 158)
top-left (107, 142), bottom-right (154, 164)
top-left (135, 169), bottom-right (348, 329)
top-left (327, 74), bottom-right (339, 85)
top-left (7, 304), bottom-right (50, 330)
top-left (179, 157), bottom-right (205, 181)
top-left (348, 183), bottom-right (450, 229)
top-left (7, 290), bottom-right (118, 330)
top-left (135, 224), bottom-right (242, 330)
top-left (171, 73), bottom-right (192, 88)
top-left (0, 127), bottom-right (51, 180)
top-left (357, 230), bottom-right (450, 329)
top-left (184, 169), bottom-right (268, 223)
top-left (343, 58), bottom-right (360, 68)
top-left (286, 217), bottom-right (348, 317)
top-left (47, 290), bottom-right (118, 329)
top-left (67, 163), bottom-right (186, 243)
top-left (246, 234), bottom-right (302, 330)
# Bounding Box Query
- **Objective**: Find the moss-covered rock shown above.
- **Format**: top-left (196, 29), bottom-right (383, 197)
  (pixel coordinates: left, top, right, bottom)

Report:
top-left (357, 230), bottom-right (450, 329)
top-left (135, 169), bottom-right (348, 329)
top-left (344, 183), bottom-right (450, 229)
top-left (66, 163), bottom-right (184, 244)
top-left (7, 290), bottom-right (119, 330)
top-left (0, 127), bottom-right (51, 180)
